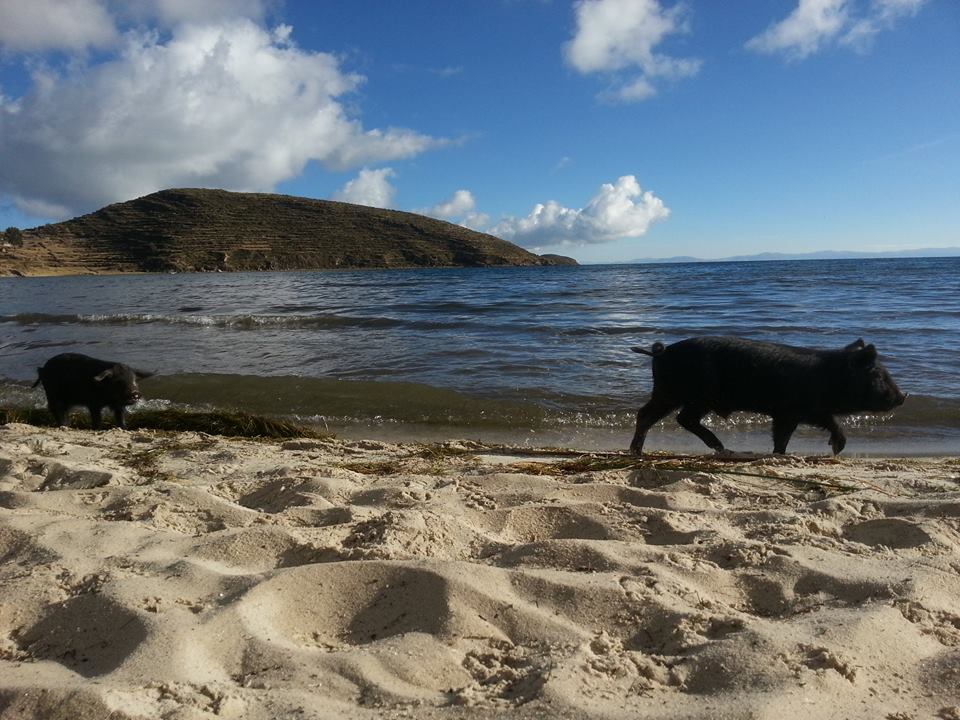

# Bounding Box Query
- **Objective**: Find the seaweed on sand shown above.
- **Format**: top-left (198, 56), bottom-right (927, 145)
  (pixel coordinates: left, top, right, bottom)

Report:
top-left (496, 449), bottom-right (869, 496)
top-left (0, 406), bottom-right (330, 440)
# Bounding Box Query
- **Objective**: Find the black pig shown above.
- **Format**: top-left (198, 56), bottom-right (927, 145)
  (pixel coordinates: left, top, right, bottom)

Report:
top-left (629, 336), bottom-right (905, 455)
top-left (32, 353), bottom-right (153, 429)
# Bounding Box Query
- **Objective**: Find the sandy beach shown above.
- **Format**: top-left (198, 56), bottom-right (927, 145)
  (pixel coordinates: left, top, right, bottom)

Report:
top-left (1, 422), bottom-right (958, 719)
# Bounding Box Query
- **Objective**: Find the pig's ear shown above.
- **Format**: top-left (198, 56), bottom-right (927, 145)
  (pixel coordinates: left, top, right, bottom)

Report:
top-left (843, 338), bottom-right (865, 351)
top-left (854, 344), bottom-right (878, 367)
top-left (134, 369), bottom-right (154, 380)
top-left (93, 368), bottom-right (115, 382)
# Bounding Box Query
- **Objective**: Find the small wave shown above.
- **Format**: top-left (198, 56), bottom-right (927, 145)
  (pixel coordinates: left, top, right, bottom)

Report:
top-left (2, 313), bottom-right (82, 325)
top-left (0, 312), bottom-right (469, 332)
top-left (886, 394), bottom-right (960, 429)
top-left (559, 325), bottom-right (660, 337)
top-left (138, 373), bottom-right (553, 428)
top-left (2, 311), bottom-right (660, 337)
top-left (0, 380), bottom-right (46, 409)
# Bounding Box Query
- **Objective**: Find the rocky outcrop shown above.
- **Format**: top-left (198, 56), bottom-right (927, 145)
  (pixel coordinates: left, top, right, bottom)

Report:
top-left (538, 254), bottom-right (578, 266)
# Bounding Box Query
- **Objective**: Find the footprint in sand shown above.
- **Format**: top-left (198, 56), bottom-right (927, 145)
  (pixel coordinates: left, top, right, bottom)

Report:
top-left (16, 594), bottom-right (148, 677)
top-left (843, 518), bottom-right (937, 549)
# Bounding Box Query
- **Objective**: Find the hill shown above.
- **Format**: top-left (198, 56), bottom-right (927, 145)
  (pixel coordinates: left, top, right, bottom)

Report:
top-left (0, 188), bottom-right (575, 276)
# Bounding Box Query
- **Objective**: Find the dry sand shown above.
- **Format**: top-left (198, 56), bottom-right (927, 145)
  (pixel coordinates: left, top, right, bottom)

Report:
top-left (1, 422), bottom-right (958, 719)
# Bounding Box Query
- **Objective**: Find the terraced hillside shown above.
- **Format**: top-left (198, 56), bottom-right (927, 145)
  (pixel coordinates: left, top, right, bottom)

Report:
top-left (0, 188), bottom-right (575, 276)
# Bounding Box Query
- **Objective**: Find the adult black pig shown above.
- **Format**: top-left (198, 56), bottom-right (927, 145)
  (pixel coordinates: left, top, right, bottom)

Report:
top-left (629, 336), bottom-right (905, 456)
top-left (32, 353), bottom-right (153, 429)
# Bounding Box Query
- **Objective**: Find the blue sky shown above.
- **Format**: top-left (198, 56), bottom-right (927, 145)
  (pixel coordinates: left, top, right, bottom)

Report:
top-left (0, 0), bottom-right (957, 263)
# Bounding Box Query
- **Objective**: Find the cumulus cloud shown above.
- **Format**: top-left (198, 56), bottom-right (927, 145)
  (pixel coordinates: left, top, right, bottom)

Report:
top-left (333, 168), bottom-right (396, 208)
top-left (0, 0), bottom-right (273, 53)
top-left (419, 190), bottom-right (490, 229)
top-left (426, 190), bottom-right (476, 218)
top-left (491, 176), bottom-right (669, 248)
top-left (565, 0), bottom-right (701, 102)
top-left (746, 0), bottom-right (926, 59)
top-left (0, 19), bottom-right (443, 218)
top-left (0, 0), bottom-right (118, 52)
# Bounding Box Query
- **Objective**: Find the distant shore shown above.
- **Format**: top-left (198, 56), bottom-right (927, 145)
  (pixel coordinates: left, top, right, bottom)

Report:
top-left (0, 262), bottom-right (578, 279)
top-left (626, 248), bottom-right (960, 264)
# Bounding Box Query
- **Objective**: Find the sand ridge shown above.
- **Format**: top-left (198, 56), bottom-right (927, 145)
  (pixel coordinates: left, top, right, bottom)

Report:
top-left (1, 423), bottom-right (959, 719)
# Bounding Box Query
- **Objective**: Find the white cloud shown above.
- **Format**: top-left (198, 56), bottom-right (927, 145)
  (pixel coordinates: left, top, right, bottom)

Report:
top-left (0, 20), bottom-right (443, 218)
top-left (746, 0), bottom-right (847, 58)
top-left (841, 0), bottom-right (926, 52)
top-left (324, 127), bottom-right (447, 171)
top-left (491, 175), bottom-right (669, 248)
top-left (747, 0), bottom-right (926, 59)
top-left (419, 189), bottom-right (491, 230)
top-left (565, 0), bottom-right (700, 102)
top-left (426, 190), bottom-right (476, 218)
top-left (602, 76), bottom-right (656, 103)
top-left (0, 0), bottom-right (118, 52)
top-left (333, 168), bottom-right (396, 208)
top-left (0, 0), bottom-right (272, 54)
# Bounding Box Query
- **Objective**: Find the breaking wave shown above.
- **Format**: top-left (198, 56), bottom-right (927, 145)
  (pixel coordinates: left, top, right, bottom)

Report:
top-left (0, 312), bottom-right (467, 332)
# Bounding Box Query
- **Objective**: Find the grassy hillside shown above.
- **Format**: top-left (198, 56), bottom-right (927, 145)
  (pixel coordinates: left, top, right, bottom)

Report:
top-left (0, 188), bottom-right (575, 275)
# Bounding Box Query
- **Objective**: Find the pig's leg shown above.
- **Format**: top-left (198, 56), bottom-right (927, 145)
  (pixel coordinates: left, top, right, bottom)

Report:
top-left (49, 402), bottom-right (68, 427)
top-left (88, 406), bottom-right (103, 430)
top-left (112, 405), bottom-right (127, 429)
top-left (676, 406), bottom-right (724, 453)
top-left (772, 416), bottom-right (799, 454)
top-left (629, 395), bottom-right (677, 455)
top-left (816, 415), bottom-right (845, 455)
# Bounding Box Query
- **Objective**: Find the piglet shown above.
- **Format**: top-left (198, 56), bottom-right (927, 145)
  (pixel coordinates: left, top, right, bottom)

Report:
top-left (630, 336), bottom-right (905, 455)
top-left (33, 353), bottom-right (153, 429)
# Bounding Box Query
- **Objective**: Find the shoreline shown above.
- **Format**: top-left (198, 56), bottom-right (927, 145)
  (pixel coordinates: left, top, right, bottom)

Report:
top-left (0, 263), bottom-right (575, 279)
top-left (4, 377), bottom-right (957, 460)
top-left (328, 421), bottom-right (960, 458)
top-left (1, 422), bottom-right (958, 719)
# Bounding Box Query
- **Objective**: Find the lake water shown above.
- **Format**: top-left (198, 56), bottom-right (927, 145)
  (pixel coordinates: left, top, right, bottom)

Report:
top-left (1, 258), bottom-right (958, 455)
